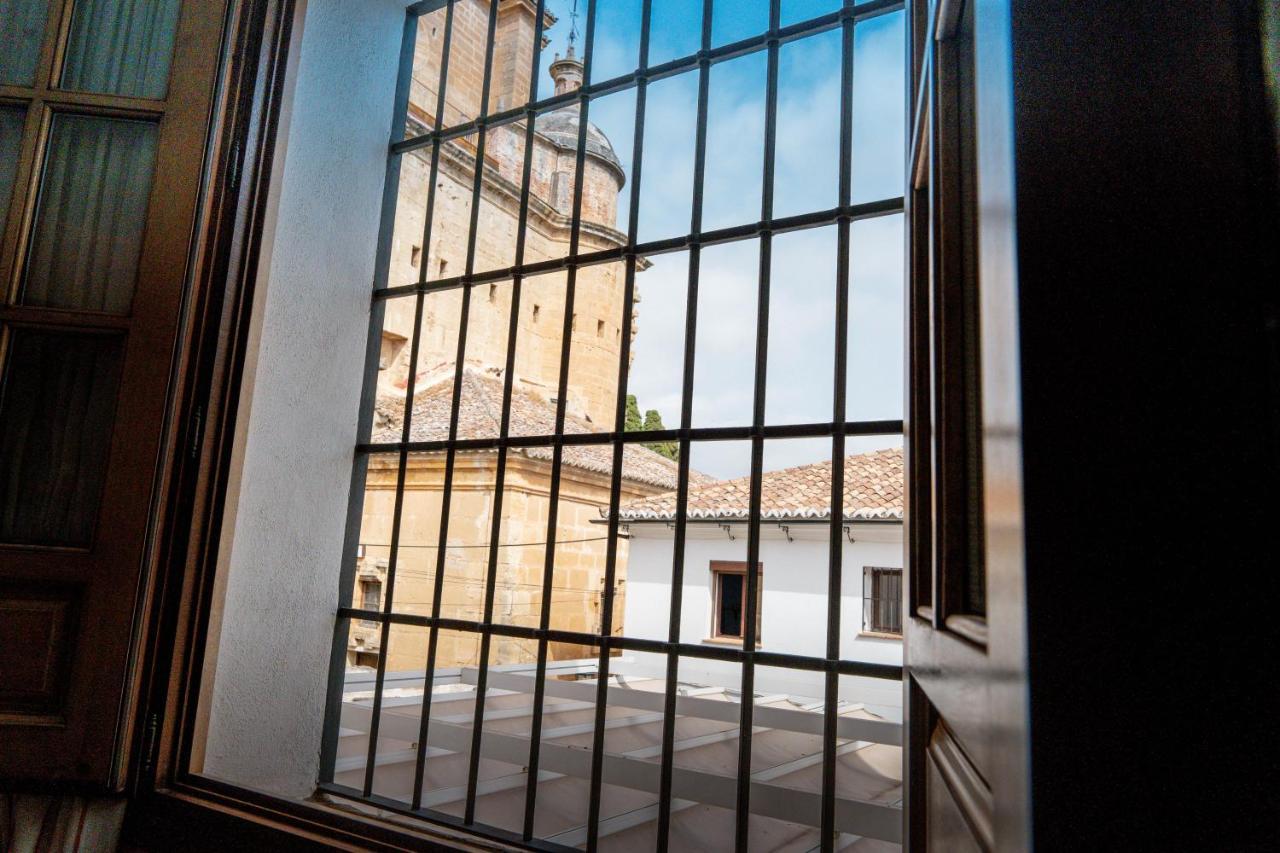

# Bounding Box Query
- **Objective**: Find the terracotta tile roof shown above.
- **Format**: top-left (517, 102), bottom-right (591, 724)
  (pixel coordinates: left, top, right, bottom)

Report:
top-left (373, 368), bottom-right (714, 492)
top-left (615, 448), bottom-right (903, 522)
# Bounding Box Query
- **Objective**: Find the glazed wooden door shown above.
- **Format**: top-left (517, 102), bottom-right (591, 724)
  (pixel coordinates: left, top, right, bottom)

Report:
top-left (0, 0), bottom-right (227, 786)
top-left (904, 0), bottom-right (1030, 850)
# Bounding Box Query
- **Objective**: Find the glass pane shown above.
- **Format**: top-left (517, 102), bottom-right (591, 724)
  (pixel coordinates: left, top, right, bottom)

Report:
top-left (0, 0), bottom-right (51, 86)
top-left (718, 572), bottom-right (742, 636)
top-left (60, 0), bottom-right (182, 99)
top-left (0, 328), bottom-right (124, 547)
top-left (851, 9), bottom-right (907, 205)
top-left (23, 114), bottom-right (159, 314)
top-left (0, 107), bottom-right (24, 230)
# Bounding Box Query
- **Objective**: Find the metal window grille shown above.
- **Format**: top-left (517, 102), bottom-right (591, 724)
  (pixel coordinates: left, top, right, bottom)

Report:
top-left (318, 1), bottom-right (906, 849)
top-left (862, 567), bottom-right (902, 635)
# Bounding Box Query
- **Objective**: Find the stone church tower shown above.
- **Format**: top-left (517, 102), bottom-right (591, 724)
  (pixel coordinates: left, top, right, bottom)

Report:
top-left (346, 1), bottom-right (697, 673)
top-left (379, 0), bottom-right (634, 428)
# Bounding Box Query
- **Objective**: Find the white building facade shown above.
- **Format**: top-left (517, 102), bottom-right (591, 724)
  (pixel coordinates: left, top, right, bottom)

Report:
top-left (612, 449), bottom-right (905, 717)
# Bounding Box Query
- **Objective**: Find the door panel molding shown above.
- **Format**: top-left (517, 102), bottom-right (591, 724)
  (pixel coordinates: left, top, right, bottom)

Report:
top-left (905, 0), bottom-right (1029, 849)
top-left (0, 0), bottom-right (232, 787)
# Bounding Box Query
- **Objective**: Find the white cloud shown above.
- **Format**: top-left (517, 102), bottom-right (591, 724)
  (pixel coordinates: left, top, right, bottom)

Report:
top-left (539, 1), bottom-right (906, 478)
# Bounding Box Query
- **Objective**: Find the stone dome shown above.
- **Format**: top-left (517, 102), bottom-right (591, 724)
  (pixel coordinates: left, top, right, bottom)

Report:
top-left (535, 107), bottom-right (626, 186)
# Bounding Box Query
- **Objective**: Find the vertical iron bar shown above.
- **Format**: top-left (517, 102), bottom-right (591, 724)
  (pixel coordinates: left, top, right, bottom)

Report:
top-left (355, 7), bottom-right (429, 798)
top-left (734, 1), bottom-right (781, 848)
top-left (394, 0), bottom-right (504, 824)
top-left (411, 0), bottom-right (550, 813)
top-left (584, 1), bottom-right (652, 846)
top-left (656, 0), bottom-right (713, 848)
top-left (820, 4), bottom-right (858, 847)
top-left (522, 0), bottom-right (598, 839)
top-left (398, 0), bottom-right (463, 807)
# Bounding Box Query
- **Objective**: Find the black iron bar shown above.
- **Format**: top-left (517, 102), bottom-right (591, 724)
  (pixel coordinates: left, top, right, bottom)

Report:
top-left (336, 610), bottom-right (902, 680)
top-left (821, 3), bottom-right (859, 847)
top-left (655, 0), bottom-right (713, 847)
top-left (358, 418), bottom-right (904, 455)
top-left (583, 1), bottom-right (652, 845)
top-left (391, 0), bottom-right (905, 158)
top-left (374, 197), bottom-right (905, 301)
top-left (323, 782), bottom-right (579, 853)
top-left (420, 0), bottom-right (549, 813)
top-left (355, 5), bottom-right (440, 798)
top-left (522, 0), bottom-right (598, 839)
top-left (395, 0), bottom-right (464, 812)
top-left (407, 0), bottom-right (496, 824)
top-left (371, 0), bottom-right (459, 800)
top-left (734, 1), bottom-right (782, 847)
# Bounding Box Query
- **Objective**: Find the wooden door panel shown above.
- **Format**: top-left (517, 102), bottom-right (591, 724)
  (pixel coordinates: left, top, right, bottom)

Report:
top-left (0, 581), bottom-right (81, 724)
top-left (925, 751), bottom-right (987, 853)
top-left (905, 0), bottom-right (1028, 849)
top-left (0, 0), bottom-right (228, 786)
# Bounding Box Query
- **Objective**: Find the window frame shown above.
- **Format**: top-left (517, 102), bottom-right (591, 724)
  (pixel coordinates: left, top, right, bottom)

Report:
top-left (127, 0), bottom-right (914, 850)
top-left (709, 560), bottom-right (763, 644)
top-left (862, 565), bottom-right (903, 637)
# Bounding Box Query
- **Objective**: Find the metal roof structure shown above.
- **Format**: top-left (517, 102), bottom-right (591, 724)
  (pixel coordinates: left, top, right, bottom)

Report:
top-left (333, 662), bottom-right (903, 851)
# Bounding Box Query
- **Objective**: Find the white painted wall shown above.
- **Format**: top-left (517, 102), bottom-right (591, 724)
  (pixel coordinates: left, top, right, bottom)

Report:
top-left (615, 521), bottom-right (904, 717)
top-left (201, 0), bottom-right (410, 798)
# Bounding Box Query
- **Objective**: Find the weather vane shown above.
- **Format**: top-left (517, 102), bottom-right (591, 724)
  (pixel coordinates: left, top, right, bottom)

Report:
top-left (567, 0), bottom-right (580, 55)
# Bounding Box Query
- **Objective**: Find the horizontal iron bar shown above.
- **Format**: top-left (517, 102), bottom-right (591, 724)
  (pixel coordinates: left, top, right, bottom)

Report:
top-left (375, 198), bottom-right (905, 301)
top-left (336, 703), bottom-right (902, 841)
top-left (462, 668), bottom-right (900, 745)
top-left (319, 782), bottom-right (578, 853)
top-left (357, 419), bottom-right (904, 454)
top-left (405, 0), bottom-right (448, 18)
top-left (390, 0), bottom-right (906, 157)
top-left (335, 608), bottom-right (902, 681)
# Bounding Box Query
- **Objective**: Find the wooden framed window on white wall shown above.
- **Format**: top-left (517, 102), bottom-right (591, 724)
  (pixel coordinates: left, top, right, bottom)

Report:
top-left (710, 560), bottom-right (762, 643)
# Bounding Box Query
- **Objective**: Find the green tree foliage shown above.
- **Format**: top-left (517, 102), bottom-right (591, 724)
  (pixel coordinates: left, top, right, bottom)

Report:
top-left (623, 395), bottom-right (679, 461)
top-left (625, 394), bottom-right (643, 432)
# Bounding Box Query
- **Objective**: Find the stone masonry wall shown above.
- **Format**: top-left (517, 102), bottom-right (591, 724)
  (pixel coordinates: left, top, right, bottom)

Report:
top-left (352, 453), bottom-right (653, 672)
top-left (349, 1), bottom-right (649, 672)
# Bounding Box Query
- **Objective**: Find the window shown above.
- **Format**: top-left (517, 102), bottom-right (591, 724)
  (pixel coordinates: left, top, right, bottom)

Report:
top-left (712, 561), bottom-right (763, 642)
top-left (863, 567), bottom-right (903, 635)
top-left (187, 0), bottom-right (908, 849)
top-left (410, 244), bottom-right (422, 267)
top-left (358, 577), bottom-right (382, 627)
top-left (359, 578), bottom-right (381, 611)
top-left (317, 0), bottom-right (907, 847)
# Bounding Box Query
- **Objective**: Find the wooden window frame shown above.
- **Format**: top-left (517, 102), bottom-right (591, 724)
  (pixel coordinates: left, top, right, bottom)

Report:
top-left (861, 566), bottom-right (903, 637)
top-left (907, 0), bottom-right (987, 643)
top-left (708, 560), bottom-right (763, 645)
top-left (358, 579), bottom-right (381, 627)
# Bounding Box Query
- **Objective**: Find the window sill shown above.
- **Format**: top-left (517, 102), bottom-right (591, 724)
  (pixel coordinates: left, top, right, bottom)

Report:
top-left (857, 631), bottom-right (903, 640)
top-left (701, 637), bottom-right (762, 648)
top-left (131, 774), bottom-right (519, 853)
top-left (945, 614), bottom-right (988, 646)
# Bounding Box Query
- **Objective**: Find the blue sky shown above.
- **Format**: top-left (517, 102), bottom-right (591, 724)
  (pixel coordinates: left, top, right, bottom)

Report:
top-left (536, 1), bottom-right (905, 478)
